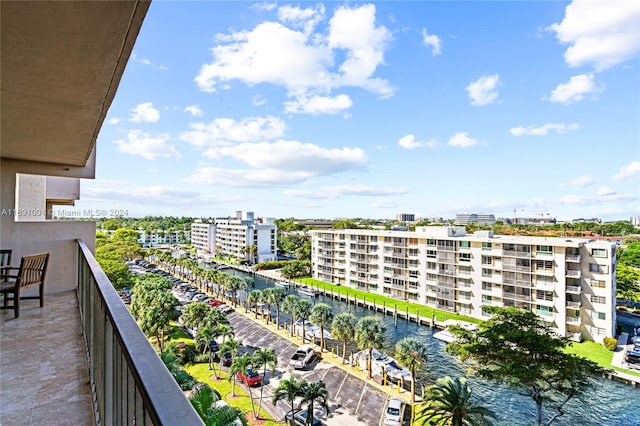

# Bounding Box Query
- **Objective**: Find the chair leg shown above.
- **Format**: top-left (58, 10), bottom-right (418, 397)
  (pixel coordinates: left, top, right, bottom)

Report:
top-left (14, 292), bottom-right (19, 318)
top-left (39, 285), bottom-right (44, 308)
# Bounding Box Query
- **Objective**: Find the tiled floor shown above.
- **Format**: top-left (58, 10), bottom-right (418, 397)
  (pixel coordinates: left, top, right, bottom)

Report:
top-left (0, 291), bottom-right (94, 425)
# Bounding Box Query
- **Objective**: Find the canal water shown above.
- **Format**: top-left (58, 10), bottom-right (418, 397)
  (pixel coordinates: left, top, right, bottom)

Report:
top-left (217, 268), bottom-right (640, 426)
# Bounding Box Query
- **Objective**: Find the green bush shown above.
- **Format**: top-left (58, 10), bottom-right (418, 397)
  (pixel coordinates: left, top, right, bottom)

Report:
top-left (173, 370), bottom-right (196, 390)
top-left (193, 353), bottom-right (210, 364)
top-left (603, 337), bottom-right (618, 351)
top-left (180, 343), bottom-right (197, 364)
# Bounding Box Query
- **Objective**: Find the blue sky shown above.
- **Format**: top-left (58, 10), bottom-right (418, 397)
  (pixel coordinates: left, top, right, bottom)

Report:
top-left (68, 1), bottom-right (639, 222)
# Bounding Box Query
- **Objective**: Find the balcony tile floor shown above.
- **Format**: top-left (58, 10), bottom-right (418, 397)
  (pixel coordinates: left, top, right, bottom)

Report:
top-left (1, 291), bottom-right (93, 425)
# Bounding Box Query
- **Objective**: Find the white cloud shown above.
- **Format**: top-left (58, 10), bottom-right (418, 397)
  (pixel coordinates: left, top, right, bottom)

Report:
top-left (284, 94), bottom-right (352, 115)
top-left (131, 53), bottom-right (168, 70)
top-left (466, 75), bottom-right (500, 106)
top-left (180, 115), bottom-right (287, 148)
top-left (563, 176), bottom-right (595, 187)
top-left (613, 160), bottom-right (640, 181)
top-left (284, 184), bottom-right (408, 199)
top-left (185, 167), bottom-right (311, 187)
top-left (108, 117), bottom-right (120, 125)
top-left (448, 132), bottom-right (478, 148)
top-left (371, 199), bottom-right (399, 208)
top-left (547, 0), bottom-right (640, 71)
top-left (195, 4), bottom-right (393, 114)
top-left (114, 130), bottom-right (180, 160)
top-left (548, 74), bottom-right (603, 104)
top-left (510, 123), bottom-right (579, 136)
top-left (278, 4), bottom-right (325, 34)
top-left (252, 95), bottom-right (267, 106)
top-left (218, 141), bottom-right (368, 175)
top-left (597, 186), bottom-right (616, 196)
top-left (398, 134), bottom-right (436, 150)
top-left (130, 102), bottom-right (160, 123)
top-left (184, 105), bottom-right (204, 117)
top-left (421, 28), bottom-right (442, 55)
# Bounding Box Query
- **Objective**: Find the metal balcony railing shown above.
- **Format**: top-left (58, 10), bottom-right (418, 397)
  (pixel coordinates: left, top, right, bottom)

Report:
top-left (77, 240), bottom-right (202, 426)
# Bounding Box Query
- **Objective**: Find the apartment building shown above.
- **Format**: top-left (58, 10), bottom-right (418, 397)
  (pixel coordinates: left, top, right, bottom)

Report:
top-left (455, 213), bottom-right (496, 226)
top-left (191, 211), bottom-right (278, 263)
top-left (311, 226), bottom-right (617, 343)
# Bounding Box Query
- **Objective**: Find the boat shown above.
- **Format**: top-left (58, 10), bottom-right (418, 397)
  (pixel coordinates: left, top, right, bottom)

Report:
top-left (293, 319), bottom-right (333, 341)
top-left (297, 286), bottom-right (320, 297)
top-left (274, 280), bottom-right (291, 288)
top-left (433, 320), bottom-right (479, 343)
top-left (350, 349), bottom-right (413, 382)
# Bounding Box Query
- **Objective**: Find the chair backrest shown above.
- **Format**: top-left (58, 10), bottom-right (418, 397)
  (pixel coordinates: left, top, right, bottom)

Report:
top-left (0, 249), bottom-right (11, 268)
top-left (18, 253), bottom-right (49, 289)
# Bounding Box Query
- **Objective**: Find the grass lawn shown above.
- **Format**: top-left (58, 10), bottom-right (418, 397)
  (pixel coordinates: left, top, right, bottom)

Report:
top-left (299, 277), bottom-right (482, 324)
top-left (565, 340), bottom-right (640, 378)
top-left (185, 363), bottom-right (283, 425)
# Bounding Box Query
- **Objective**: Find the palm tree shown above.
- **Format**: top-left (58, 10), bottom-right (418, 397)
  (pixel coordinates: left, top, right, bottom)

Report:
top-left (294, 299), bottom-right (312, 343)
top-left (310, 303), bottom-right (333, 350)
top-left (261, 288), bottom-right (275, 324)
top-left (271, 287), bottom-right (286, 330)
top-left (247, 289), bottom-right (262, 319)
top-left (282, 295), bottom-right (299, 337)
top-left (272, 376), bottom-right (305, 425)
top-left (189, 383), bottom-right (248, 426)
top-left (217, 337), bottom-right (242, 380)
top-left (214, 324), bottom-right (234, 343)
top-left (331, 312), bottom-right (357, 364)
top-left (229, 353), bottom-right (257, 418)
top-left (253, 348), bottom-right (278, 417)
top-left (417, 376), bottom-right (494, 426)
top-left (395, 337), bottom-right (428, 403)
top-left (300, 380), bottom-right (330, 426)
top-left (354, 316), bottom-right (387, 379)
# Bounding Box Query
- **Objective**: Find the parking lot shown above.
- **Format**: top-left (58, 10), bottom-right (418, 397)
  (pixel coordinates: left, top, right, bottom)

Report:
top-left (227, 311), bottom-right (393, 426)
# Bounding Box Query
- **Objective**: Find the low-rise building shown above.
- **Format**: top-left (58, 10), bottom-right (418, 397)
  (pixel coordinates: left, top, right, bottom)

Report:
top-left (311, 226), bottom-right (616, 343)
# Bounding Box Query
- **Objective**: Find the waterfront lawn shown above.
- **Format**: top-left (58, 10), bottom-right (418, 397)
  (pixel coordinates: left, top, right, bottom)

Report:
top-left (300, 277), bottom-right (482, 325)
top-left (185, 363), bottom-right (282, 425)
top-left (565, 341), bottom-right (640, 378)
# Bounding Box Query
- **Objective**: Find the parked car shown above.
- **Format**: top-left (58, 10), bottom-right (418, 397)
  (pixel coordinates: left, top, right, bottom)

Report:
top-left (289, 344), bottom-right (316, 369)
top-left (383, 397), bottom-right (405, 426)
top-left (625, 349), bottom-right (640, 364)
top-left (218, 304), bottom-right (234, 313)
top-left (237, 367), bottom-right (261, 387)
top-left (221, 351), bottom-right (233, 367)
top-left (285, 409), bottom-right (323, 426)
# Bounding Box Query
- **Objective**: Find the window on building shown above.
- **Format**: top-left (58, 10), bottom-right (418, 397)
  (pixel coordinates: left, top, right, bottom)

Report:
top-left (482, 268), bottom-right (492, 277)
top-left (459, 241), bottom-right (470, 249)
top-left (482, 282), bottom-right (492, 291)
top-left (589, 264), bottom-right (608, 273)
top-left (536, 245), bottom-right (552, 254)
top-left (591, 295), bottom-right (606, 304)
top-left (459, 252), bottom-right (471, 262)
top-left (591, 280), bottom-right (606, 288)
top-left (482, 294), bottom-right (492, 303)
top-left (427, 239), bottom-right (436, 246)
top-left (426, 250), bottom-right (436, 258)
top-left (482, 256), bottom-right (493, 265)
top-left (591, 311), bottom-right (606, 321)
top-left (482, 242), bottom-right (492, 250)
top-left (536, 290), bottom-right (553, 301)
top-left (591, 248), bottom-right (606, 257)
top-left (536, 305), bottom-right (553, 316)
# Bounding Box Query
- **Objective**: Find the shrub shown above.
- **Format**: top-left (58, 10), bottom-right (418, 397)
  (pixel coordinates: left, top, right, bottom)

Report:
top-left (193, 353), bottom-right (210, 364)
top-left (173, 370), bottom-right (196, 390)
top-left (603, 337), bottom-right (618, 351)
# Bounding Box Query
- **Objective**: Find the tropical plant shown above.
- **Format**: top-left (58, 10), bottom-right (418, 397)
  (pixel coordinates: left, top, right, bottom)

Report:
top-left (247, 289), bottom-right (263, 319)
top-left (331, 312), bottom-right (357, 364)
top-left (271, 287), bottom-right (287, 329)
top-left (189, 383), bottom-right (247, 426)
top-left (395, 337), bottom-right (428, 403)
top-left (310, 303), bottom-right (333, 350)
top-left (282, 295), bottom-right (300, 337)
top-left (354, 316), bottom-right (387, 379)
top-left (294, 299), bottom-right (313, 343)
top-left (253, 348), bottom-right (278, 417)
top-left (229, 353), bottom-right (257, 418)
top-left (447, 306), bottom-right (608, 426)
top-left (217, 337), bottom-right (243, 380)
top-left (273, 376), bottom-right (305, 425)
top-left (417, 376), bottom-right (494, 426)
top-left (300, 380), bottom-right (330, 426)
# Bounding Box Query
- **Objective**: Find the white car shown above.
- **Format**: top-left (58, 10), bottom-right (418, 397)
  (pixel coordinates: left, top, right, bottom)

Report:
top-left (383, 397), bottom-right (405, 426)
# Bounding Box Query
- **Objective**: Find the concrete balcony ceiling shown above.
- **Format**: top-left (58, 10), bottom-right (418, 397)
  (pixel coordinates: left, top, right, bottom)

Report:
top-left (1, 1), bottom-right (150, 167)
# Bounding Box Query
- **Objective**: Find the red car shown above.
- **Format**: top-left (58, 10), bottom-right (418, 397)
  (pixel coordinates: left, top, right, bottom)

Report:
top-left (208, 299), bottom-right (223, 307)
top-left (237, 368), bottom-right (261, 387)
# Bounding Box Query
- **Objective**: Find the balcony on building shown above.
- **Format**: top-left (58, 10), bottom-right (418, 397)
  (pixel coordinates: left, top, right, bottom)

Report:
top-left (1, 2), bottom-right (202, 425)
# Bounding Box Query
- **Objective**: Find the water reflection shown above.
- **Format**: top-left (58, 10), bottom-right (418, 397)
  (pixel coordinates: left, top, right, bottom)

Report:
top-left (221, 268), bottom-right (640, 426)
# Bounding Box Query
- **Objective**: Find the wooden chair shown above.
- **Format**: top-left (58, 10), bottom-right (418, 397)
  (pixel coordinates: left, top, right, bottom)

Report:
top-left (0, 249), bottom-right (11, 281)
top-left (0, 253), bottom-right (49, 318)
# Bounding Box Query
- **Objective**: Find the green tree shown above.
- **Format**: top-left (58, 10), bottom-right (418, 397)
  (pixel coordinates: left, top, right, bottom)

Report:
top-left (294, 299), bottom-right (313, 343)
top-left (447, 306), bottom-right (608, 426)
top-left (217, 337), bottom-right (242, 380)
top-left (354, 316), bottom-right (387, 379)
top-left (331, 312), bottom-right (357, 364)
top-left (395, 337), bottom-right (428, 403)
top-left (300, 380), bottom-right (330, 426)
top-left (272, 376), bottom-right (304, 425)
top-left (189, 383), bottom-right (247, 426)
top-left (229, 353), bottom-right (257, 418)
top-left (282, 295), bottom-right (300, 337)
top-left (417, 376), bottom-right (494, 426)
top-left (271, 287), bottom-right (287, 330)
top-left (253, 348), bottom-right (278, 417)
top-left (247, 289), bottom-right (263, 319)
top-left (310, 303), bottom-right (333, 350)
